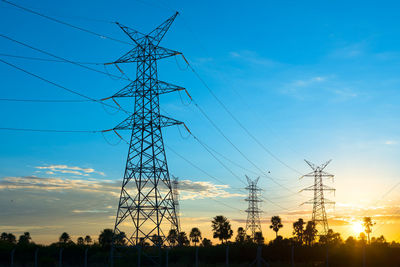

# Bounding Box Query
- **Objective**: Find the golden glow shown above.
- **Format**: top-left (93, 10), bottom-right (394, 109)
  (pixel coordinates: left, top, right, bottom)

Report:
top-left (352, 221), bottom-right (364, 235)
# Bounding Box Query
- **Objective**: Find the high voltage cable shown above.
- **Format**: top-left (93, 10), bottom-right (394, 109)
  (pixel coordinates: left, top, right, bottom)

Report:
top-left (0, 127), bottom-right (100, 133)
top-left (0, 53), bottom-right (102, 64)
top-left (0, 58), bottom-right (128, 114)
top-left (3, 0), bottom-right (303, 177)
top-left (0, 98), bottom-right (90, 102)
top-left (185, 60), bottom-right (303, 176)
top-left (192, 100), bottom-right (298, 194)
top-left (1, 0), bottom-right (132, 45)
top-left (0, 34), bottom-right (130, 81)
top-left (1, 1), bottom-right (301, 209)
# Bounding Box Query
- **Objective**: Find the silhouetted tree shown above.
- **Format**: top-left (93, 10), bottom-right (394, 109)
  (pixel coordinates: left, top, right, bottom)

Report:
top-left (189, 227), bottom-right (202, 247)
top-left (0, 232), bottom-right (7, 241)
top-left (319, 229), bottom-right (342, 245)
top-left (345, 236), bottom-right (357, 246)
top-left (167, 229), bottom-right (178, 246)
top-left (77, 237), bottom-right (84, 245)
top-left (18, 232), bottom-right (31, 245)
top-left (293, 218), bottom-right (305, 244)
top-left (359, 232), bottom-right (367, 245)
top-left (151, 234), bottom-right (162, 246)
top-left (99, 229), bottom-right (113, 248)
top-left (303, 221), bottom-right (317, 246)
top-left (254, 232), bottom-right (264, 245)
top-left (84, 235), bottom-right (92, 245)
top-left (235, 227), bottom-right (246, 243)
top-left (1, 233), bottom-right (16, 244)
top-left (270, 216), bottom-right (283, 238)
top-left (177, 232), bottom-right (189, 246)
top-left (211, 215), bottom-right (233, 244)
top-left (59, 232), bottom-right (71, 244)
top-left (363, 217), bottom-right (375, 244)
top-left (201, 238), bottom-right (212, 247)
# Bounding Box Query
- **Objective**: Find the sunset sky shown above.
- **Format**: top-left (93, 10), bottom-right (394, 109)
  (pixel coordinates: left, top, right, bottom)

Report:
top-left (1, 0), bottom-right (400, 244)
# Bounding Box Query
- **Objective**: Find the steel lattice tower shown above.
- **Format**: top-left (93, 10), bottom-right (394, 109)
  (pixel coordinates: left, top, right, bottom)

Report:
top-left (107, 12), bottom-right (185, 247)
top-left (301, 160), bottom-right (335, 236)
top-left (245, 176), bottom-right (263, 239)
top-left (171, 176), bottom-right (180, 232)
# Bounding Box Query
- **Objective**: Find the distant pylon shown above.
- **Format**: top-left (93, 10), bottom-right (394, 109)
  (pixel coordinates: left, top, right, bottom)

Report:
top-left (171, 176), bottom-right (181, 232)
top-left (301, 160), bottom-right (335, 236)
top-left (106, 12), bottom-right (187, 247)
top-left (245, 176), bottom-right (263, 239)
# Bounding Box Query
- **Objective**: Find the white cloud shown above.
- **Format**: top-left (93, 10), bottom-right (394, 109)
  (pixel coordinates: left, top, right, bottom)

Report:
top-left (385, 140), bottom-right (398, 145)
top-left (229, 50), bottom-right (280, 67)
top-left (36, 164), bottom-right (105, 176)
top-left (178, 179), bottom-right (245, 200)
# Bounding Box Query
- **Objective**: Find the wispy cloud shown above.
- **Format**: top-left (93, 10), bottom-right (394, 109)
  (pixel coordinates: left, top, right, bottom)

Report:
top-left (229, 50), bottom-right (281, 67)
top-left (0, 176), bottom-right (119, 196)
top-left (178, 179), bottom-right (245, 200)
top-left (35, 164), bottom-right (105, 176)
top-left (385, 140), bottom-right (398, 145)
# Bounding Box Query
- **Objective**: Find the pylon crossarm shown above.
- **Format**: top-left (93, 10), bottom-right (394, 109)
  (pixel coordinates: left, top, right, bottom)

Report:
top-left (148, 12), bottom-right (179, 45)
top-left (111, 114), bottom-right (137, 130)
top-left (320, 160), bottom-right (332, 171)
top-left (152, 46), bottom-right (182, 60)
top-left (159, 115), bottom-right (183, 128)
top-left (105, 79), bottom-right (185, 99)
top-left (157, 80), bottom-right (185, 95)
top-left (113, 46), bottom-right (141, 64)
top-left (115, 22), bottom-right (147, 47)
top-left (304, 159), bottom-right (316, 170)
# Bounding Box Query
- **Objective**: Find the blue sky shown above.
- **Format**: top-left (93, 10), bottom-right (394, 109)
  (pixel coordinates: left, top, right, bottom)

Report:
top-left (1, 0), bottom-right (400, 244)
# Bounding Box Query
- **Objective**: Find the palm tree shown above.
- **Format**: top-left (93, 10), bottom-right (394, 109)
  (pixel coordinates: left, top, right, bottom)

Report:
top-left (59, 232), bottom-right (71, 244)
top-left (211, 215), bottom-right (233, 244)
top-left (189, 227), bottom-right (202, 247)
top-left (363, 217), bottom-right (375, 244)
top-left (270, 216), bottom-right (283, 238)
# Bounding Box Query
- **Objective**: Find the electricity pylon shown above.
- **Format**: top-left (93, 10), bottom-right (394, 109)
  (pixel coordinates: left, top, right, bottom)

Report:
top-left (171, 176), bottom-right (181, 232)
top-left (245, 176), bottom-right (263, 239)
top-left (106, 12), bottom-right (186, 247)
top-left (301, 160), bottom-right (335, 236)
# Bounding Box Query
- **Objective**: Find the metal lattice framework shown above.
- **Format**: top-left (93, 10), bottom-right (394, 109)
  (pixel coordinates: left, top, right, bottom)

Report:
top-left (301, 160), bottom-right (335, 236)
top-left (245, 176), bottom-right (263, 239)
top-left (108, 12), bottom-right (184, 247)
top-left (171, 176), bottom-right (181, 232)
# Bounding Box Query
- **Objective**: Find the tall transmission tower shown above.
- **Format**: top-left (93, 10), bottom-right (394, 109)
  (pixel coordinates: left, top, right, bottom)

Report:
top-left (245, 176), bottom-right (263, 239)
top-left (171, 176), bottom-right (181, 232)
top-left (107, 12), bottom-right (186, 247)
top-left (301, 160), bottom-right (335, 236)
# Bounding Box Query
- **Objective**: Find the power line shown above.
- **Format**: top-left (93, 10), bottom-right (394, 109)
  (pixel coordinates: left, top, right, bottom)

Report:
top-left (0, 53), bottom-right (102, 64)
top-left (0, 58), bottom-right (128, 114)
top-left (0, 34), bottom-right (130, 81)
top-left (0, 127), bottom-right (100, 133)
top-left (1, 0), bottom-right (132, 45)
top-left (192, 100), bottom-right (299, 194)
top-left (0, 98), bottom-right (90, 102)
top-left (182, 56), bottom-right (303, 175)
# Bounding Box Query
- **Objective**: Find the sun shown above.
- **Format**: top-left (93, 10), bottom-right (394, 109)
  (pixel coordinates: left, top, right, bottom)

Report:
top-left (352, 221), bottom-right (364, 235)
